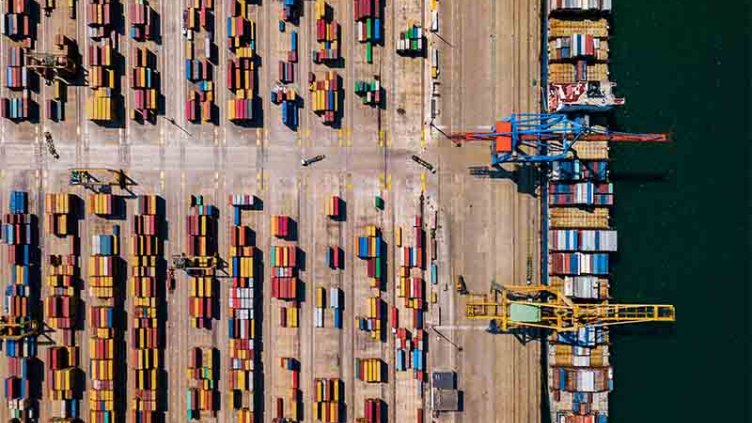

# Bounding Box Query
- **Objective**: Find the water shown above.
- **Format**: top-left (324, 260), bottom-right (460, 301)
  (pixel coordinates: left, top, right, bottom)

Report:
top-left (608, 1), bottom-right (748, 421)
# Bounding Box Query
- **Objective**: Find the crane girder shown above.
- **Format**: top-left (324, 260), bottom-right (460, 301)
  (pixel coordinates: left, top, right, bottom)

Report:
top-left (0, 318), bottom-right (40, 341)
top-left (465, 285), bottom-right (675, 333)
top-left (449, 113), bottom-right (669, 165)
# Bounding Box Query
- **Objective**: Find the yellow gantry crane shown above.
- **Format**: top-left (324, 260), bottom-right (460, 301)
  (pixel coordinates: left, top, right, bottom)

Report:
top-left (466, 285), bottom-right (675, 332)
top-left (0, 318), bottom-right (40, 341)
top-left (69, 168), bottom-right (133, 193)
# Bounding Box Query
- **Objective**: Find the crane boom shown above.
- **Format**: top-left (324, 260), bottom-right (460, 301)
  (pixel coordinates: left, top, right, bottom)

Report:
top-left (465, 285), bottom-right (675, 333)
top-left (450, 113), bottom-right (669, 165)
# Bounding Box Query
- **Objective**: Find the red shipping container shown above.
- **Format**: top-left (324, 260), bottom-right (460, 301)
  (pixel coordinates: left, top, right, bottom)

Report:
top-left (280, 307), bottom-right (287, 327)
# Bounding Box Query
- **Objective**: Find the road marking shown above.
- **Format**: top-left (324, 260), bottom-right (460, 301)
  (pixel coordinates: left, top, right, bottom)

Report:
top-left (433, 325), bottom-right (490, 331)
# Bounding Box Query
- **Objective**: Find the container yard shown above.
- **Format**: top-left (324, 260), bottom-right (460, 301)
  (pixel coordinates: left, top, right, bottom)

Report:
top-left (0, 0), bottom-right (676, 423)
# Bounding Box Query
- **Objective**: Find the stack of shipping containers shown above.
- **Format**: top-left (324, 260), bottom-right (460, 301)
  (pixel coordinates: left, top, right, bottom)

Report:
top-left (130, 195), bottom-right (163, 421)
top-left (396, 24), bottom-right (424, 56)
top-left (277, 357), bottom-right (301, 421)
top-left (85, 0), bottom-right (117, 121)
top-left (88, 226), bottom-right (120, 423)
top-left (360, 398), bottom-right (385, 423)
top-left (129, 0), bottom-right (153, 40)
top-left (271, 82), bottom-right (299, 128)
top-left (313, 378), bottom-right (343, 422)
top-left (546, 3), bottom-right (615, 423)
top-left (324, 196), bottom-right (344, 329)
top-left (274, 0), bottom-right (299, 126)
top-left (353, 78), bottom-right (381, 107)
top-left (227, 195), bottom-right (258, 419)
top-left (226, 0), bottom-right (256, 122)
top-left (131, 47), bottom-right (158, 121)
top-left (49, 35), bottom-right (73, 121)
top-left (355, 225), bottom-right (384, 341)
top-left (309, 71), bottom-right (340, 125)
top-left (2, 191), bottom-right (38, 420)
top-left (271, 210), bottom-right (301, 422)
top-left (87, 193), bottom-right (116, 216)
top-left (271, 215), bottom-right (299, 327)
top-left (183, 0), bottom-right (215, 122)
top-left (186, 347), bottom-right (218, 418)
top-left (44, 193), bottom-right (82, 421)
top-left (312, 0), bottom-right (340, 64)
top-left (353, 0), bottom-right (383, 63)
top-left (2, 1), bottom-right (33, 121)
top-left (393, 215), bottom-right (427, 395)
top-left (186, 195), bottom-right (218, 327)
top-left (355, 358), bottom-right (383, 383)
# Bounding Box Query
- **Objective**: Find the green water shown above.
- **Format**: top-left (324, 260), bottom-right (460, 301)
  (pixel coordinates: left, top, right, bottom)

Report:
top-left (608, 1), bottom-right (749, 422)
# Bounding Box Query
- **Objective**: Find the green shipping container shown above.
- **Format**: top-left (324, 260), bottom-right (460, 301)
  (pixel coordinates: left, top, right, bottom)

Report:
top-left (375, 195), bottom-right (384, 209)
top-left (375, 257), bottom-right (382, 278)
top-left (366, 42), bottom-right (373, 64)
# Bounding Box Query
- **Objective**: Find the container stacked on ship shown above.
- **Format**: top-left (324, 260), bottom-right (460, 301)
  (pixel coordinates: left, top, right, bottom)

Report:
top-left (546, 3), bottom-right (619, 423)
top-left (546, 1), bottom-right (623, 114)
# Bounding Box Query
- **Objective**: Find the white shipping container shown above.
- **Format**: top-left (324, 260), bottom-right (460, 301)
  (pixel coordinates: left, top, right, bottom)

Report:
top-left (329, 288), bottom-right (340, 308)
top-left (430, 10), bottom-right (439, 32)
top-left (314, 308), bottom-right (324, 328)
top-left (235, 309), bottom-right (251, 320)
top-left (572, 355), bottom-right (590, 367)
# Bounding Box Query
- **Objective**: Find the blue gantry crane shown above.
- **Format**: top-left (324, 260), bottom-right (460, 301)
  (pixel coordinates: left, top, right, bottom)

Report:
top-left (450, 113), bottom-right (668, 166)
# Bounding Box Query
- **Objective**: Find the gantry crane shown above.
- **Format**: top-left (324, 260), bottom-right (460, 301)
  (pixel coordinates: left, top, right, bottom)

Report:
top-left (171, 254), bottom-right (218, 274)
top-left (0, 318), bottom-right (40, 341)
top-left (25, 51), bottom-right (77, 84)
top-left (69, 168), bottom-right (132, 193)
top-left (450, 113), bottom-right (669, 166)
top-left (465, 285), bottom-right (675, 333)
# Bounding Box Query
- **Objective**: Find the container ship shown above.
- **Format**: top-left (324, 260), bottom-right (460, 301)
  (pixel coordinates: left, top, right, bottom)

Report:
top-left (545, 2), bottom-right (617, 423)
